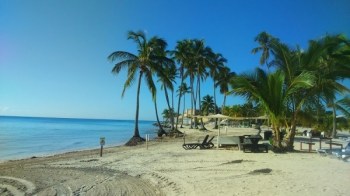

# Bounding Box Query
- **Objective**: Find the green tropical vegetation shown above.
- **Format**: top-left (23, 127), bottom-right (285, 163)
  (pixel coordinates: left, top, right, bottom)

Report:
top-left (109, 30), bottom-right (350, 150)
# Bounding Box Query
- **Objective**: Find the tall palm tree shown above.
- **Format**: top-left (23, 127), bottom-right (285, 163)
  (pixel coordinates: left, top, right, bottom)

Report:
top-left (153, 48), bottom-right (175, 136)
top-left (231, 68), bottom-right (314, 150)
top-left (191, 40), bottom-right (212, 129)
top-left (209, 53), bottom-right (227, 128)
top-left (158, 57), bottom-right (177, 131)
top-left (173, 40), bottom-right (194, 129)
top-left (108, 30), bottom-right (172, 146)
top-left (251, 31), bottom-right (277, 67)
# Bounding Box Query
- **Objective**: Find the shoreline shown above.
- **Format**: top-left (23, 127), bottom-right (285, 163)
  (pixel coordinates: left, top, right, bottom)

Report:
top-left (1, 127), bottom-right (350, 195)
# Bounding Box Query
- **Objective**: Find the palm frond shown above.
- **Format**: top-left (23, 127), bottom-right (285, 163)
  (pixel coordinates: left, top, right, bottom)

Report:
top-left (108, 51), bottom-right (137, 62)
top-left (111, 59), bottom-right (138, 74)
top-left (121, 66), bottom-right (138, 97)
top-left (144, 70), bottom-right (157, 100)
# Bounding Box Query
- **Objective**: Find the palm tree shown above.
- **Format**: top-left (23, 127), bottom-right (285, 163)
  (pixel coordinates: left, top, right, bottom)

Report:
top-left (251, 31), bottom-right (277, 67)
top-left (153, 49), bottom-right (175, 137)
top-left (162, 108), bottom-right (175, 124)
top-left (108, 30), bottom-right (172, 146)
top-left (176, 83), bottom-right (191, 128)
top-left (231, 68), bottom-right (314, 150)
top-left (173, 40), bottom-right (191, 130)
top-left (304, 35), bottom-right (350, 137)
top-left (209, 53), bottom-right (227, 128)
top-left (158, 57), bottom-right (177, 131)
top-left (201, 95), bottom-right (215, 116)
top-left (217, 66), bottom-right (236, 109)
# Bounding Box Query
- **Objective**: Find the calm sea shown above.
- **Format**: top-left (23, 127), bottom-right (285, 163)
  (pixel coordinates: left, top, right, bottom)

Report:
top-left (0, 116), bottom-right (157, 161)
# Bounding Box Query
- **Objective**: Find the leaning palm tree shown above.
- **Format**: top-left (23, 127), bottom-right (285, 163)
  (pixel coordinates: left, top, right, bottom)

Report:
top-left (157, 52), bottom-right (177, 131)
top-left (108, 30), bottom-right (172, 146)
top-left (231, 68), bottom-right (314, 150)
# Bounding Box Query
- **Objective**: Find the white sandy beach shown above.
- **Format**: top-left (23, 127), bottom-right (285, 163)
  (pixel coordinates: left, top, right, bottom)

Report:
top-left (0, 126), bottom-right (349, 196)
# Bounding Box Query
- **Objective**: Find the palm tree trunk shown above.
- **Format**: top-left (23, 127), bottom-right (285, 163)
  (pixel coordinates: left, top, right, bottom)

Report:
top-left (164, 86), bottom-right (174, 131)
top-left (181, 93), bottom-right (186, 128)
top-left (272, 125), bottom-right (282, 149)
top-left (222, 94), bottom-right (227, 111)
top-left (175, 69), bottom-right (184, 131)
top-left (134, 72), bottom-right (142, 137)
top-left (154, 97), bottom-right (166, 137)
top-left (331, 101), bottom-right (337, 138)
top-left (213, 81), bottom-right (218, 129)
top-left (190, 76), bottom-right (195, 129)
top-left (198, 79), bottom-right (205, 130)
top-left (284, 111), bottom-right (298, 151)
top-left (172, 90), bottom-right (174, 114)
top-left (176, 89), bottom-right (182, 130)
top-left (125, 71), bottom-right (144, 146)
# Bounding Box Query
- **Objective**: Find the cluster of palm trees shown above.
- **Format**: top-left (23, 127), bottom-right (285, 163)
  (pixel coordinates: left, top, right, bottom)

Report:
top-left (231, 32), bottom-right (350, 151)
top-left (108, 31), bottom-right (233, 145)
top-left (109, 30), bottom-right (350, 151)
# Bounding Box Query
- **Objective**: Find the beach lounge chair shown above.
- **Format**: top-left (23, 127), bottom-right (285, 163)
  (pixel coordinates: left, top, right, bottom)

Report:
top-left (183, 135), bottom-right (215, 150)
top-left (332, 142), bottom-right (350, 159)
top-left (317, 142), bottom-right (350, 157)
top-left (200, 136), bottom-right (215, 149)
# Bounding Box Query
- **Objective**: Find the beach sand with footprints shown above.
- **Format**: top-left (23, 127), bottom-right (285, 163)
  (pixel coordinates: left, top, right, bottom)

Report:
top-left (1, 127), bottom-right (350, 195)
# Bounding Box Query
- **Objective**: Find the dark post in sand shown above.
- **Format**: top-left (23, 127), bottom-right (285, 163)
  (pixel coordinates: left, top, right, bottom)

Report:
top-left (100, 137), bottom-right (105, 157)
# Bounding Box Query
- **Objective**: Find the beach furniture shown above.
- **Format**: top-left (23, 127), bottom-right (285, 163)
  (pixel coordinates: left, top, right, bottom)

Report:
top-left (217, 136), bottom-right (241, 150)
top-left (183, 135), bottom-right (215, 150)
top-left (331, 142), bottom-right (350, 159)
top-left (299, 136), bottom-right (317, 152)
top-left (242, 135), bottom-right (268, 153)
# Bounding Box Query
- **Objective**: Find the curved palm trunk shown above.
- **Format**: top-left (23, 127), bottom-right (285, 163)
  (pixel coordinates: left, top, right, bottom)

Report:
top-left (125, 72), bottom-right (145, 146)
top-left (164, 86), bottom-right (174, 131)
top-left (154, 97), bottom-right (167, 137)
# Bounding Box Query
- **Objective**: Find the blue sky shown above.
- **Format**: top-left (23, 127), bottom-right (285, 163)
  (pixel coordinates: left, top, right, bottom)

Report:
top-left (1, 0), bottom-right (349, 120)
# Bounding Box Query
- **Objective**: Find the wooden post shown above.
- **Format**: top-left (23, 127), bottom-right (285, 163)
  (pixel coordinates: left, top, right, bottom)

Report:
top-left (100, 137), bottom-right (105, 157)
top-left (146, 134), bottom-right (149, 150)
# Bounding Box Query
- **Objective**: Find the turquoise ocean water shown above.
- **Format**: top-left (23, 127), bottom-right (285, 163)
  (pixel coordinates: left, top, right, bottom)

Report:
top-left (0, 116), bottom-right (156, 161)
